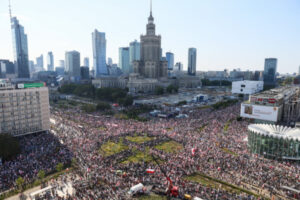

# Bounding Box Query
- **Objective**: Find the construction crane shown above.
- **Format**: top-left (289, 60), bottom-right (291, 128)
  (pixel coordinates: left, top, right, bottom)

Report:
top-left (151, 155), bottom-right (179, 198)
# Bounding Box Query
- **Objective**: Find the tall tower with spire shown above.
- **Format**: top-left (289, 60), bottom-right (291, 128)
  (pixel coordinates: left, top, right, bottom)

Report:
top-left (9, 0), bottom-right (30, 78)
top-left (133, 0), bottom-right (167, 78)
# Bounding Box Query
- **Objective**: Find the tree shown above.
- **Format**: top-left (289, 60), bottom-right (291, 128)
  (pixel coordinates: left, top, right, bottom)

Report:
top-left (56, 163), bottom-right (64, 172)
top-left (96, 102), bottom-right (111, 111)
top-left (15, 177), bottom-right (25, 190)
top-left (81, 104), bottom-right (97, 113)
top-left (37, 170), bottom-right (45, 180)
top-left (0, 134), bottom-right (20, 161)
top-left (155, 86), bottom-right (164, 95)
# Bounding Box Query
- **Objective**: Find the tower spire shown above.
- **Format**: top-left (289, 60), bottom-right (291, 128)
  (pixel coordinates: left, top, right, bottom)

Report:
top-left (150, 0), bottom-right (152, 16)
top-left (8, 0), bottom-right (12, 21)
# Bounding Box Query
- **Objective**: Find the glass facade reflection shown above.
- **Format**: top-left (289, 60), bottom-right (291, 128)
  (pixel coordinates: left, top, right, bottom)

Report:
top-left (248, 128), bottom-right (300, 160)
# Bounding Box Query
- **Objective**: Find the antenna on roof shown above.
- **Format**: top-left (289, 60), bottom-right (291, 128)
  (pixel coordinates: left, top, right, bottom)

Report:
top-left (8, 0), bottom-right (12, 21)
top-left (150, 0), bottom-right (152, 16)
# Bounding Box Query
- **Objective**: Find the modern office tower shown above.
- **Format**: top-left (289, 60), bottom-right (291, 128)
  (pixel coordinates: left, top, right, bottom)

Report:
top-left (80, 66), bottom-right (90, 80)
top-left (119, 47), bottom-right (130, 74)
top-left (166, 52), bottom-right (174, 70)
top-left (298, 65), bottom-right (300, 75)
top-left (47, 52), bottom-right (54, 71)
top-left (84, 57), bottom-right (90, 68)
top-left (129, 40), bottom-right (140, 72)
top-left (174, 62), bottom-right (183, 71)
top-left (0, 60), bottom-right (15, 75)
top-left (107, 57), bottom-right (113, 66)
top-left (133, 6), bottom-right (168, 78)
top-left (59, 60), bottom-right (65, 69)
top-left (65, 51), bottom-right (81, 81)
top-left (36, 55), bottom-right (44, 70)
top-left (55, 67), bottom-right (64, 76)
top-left (92, 29), bottom-right (108, 77)
top-left (254, 71), bottom-right (263, 81)
top-left (29, 60), bottom-right (34, 73)
top-left (188, 48), bottom-right (197, 76)
top-left (263, 58), bottom-right (277, 86)
top-left (10, 17), bottom-right (30, 78)
top-left (0, 80), bottom-right (50, 137)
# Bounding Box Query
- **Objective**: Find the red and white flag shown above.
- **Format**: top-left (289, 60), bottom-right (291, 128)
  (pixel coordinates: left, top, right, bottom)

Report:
top-left (191, 148), bottom-right (196, 156)
top-left (146, 169), bottom-right (155, 174)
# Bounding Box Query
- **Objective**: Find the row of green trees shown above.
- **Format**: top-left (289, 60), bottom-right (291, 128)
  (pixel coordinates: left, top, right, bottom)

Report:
top-left (155, 84), bottom-right (179, 95)
top-left (58, 84), bottom-right (133, 107)
top-left (202, 79), bottom-right (231, 86)
top-left (212, 99), bottom-right (238, 110)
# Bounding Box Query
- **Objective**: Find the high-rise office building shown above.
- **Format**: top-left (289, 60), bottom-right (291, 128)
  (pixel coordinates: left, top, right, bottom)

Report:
top-left (0, 80), bottom-right (50, 137)
top-left (129, 40), bottom-right (140, 73)
top-left (107, 57), bottom-right (113, 66)
top-left (80, 66), bottom-right (90, 80)
top-left (119, 47), bottom-right (130, 74)
top-left (65, 51), bottom-right (81, 81)
top-left (36, 55), bottom-right (44, 70)
top-left (166, 52), bottom-right (174, 70)
top-left (188, 48), bottom-right (197, 76)
top-left (174, 62), bottom-right (183, 71)
top-left (47, 52), bottom-right (54, 71)
top-left (263, 58), bottom-right (277, 86)
top-left (0, 60), bottom-right (15, 75)
top-left (29, 60), bottom-right (34, 73)
top-left (298, 65), bottom-right (300, 75)
top-left (59, 60), bottom-right (65, 69)
top-left (84, 57), bottom-right (90, 68)
top-left (10, 16), bottom-right (30, 78)
top-left (92, 29), bottom-right (108, 77)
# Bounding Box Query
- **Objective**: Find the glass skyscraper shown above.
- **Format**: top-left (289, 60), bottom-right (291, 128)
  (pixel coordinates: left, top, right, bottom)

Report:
top-left (65, 51), bottom-right (81, 81)
top-left (263, 58), bottom-right (277, 86)
top-left (11, 17), bottom-right (30, 78)
top-left (92, 29), bottom-right (108, 77)
top-left (47, 52), bottom-right (54, 71)
top-left (188, 48), bottom-right (197, 76)
top-left (166, 52), bottom-right (174, 70)
top-left (129, 40), bottom-right (140, 73)
top-left (119, 47), bottom-right (130, 74)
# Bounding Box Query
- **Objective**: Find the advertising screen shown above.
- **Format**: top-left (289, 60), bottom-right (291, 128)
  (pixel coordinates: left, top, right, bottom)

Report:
top-left (240, 103), bottom-right (280, 122)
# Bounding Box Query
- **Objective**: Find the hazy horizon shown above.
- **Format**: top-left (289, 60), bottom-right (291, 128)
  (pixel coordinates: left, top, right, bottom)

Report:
top-left (0, 0), bottom-right (299, 74)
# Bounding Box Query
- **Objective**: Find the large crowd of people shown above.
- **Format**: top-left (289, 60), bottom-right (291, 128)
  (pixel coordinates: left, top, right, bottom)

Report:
top-left (1, 104), bottom-right (300, 199)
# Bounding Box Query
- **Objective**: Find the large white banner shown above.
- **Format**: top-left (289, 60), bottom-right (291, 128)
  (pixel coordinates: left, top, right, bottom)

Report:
top-left (240, 104), bottom-right (279, 122)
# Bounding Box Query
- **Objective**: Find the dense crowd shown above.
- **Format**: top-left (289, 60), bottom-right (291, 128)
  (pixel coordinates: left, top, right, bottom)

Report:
top-left (1, 104), bottom-right (300, 200)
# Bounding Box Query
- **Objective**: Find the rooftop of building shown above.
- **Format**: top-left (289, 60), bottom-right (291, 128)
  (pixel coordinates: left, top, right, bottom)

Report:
top-left (248, 123), bottom-right (300, 141)
top-left (251, 85), bottom-right (299, 100)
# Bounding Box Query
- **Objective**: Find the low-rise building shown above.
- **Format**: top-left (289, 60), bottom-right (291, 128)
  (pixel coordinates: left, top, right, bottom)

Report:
top-left (232, 81), bottom-right (263, 95)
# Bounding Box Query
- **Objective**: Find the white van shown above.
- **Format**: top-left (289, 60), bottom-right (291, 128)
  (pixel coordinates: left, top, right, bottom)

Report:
top-left (128, 183), bottom-right (144, 196)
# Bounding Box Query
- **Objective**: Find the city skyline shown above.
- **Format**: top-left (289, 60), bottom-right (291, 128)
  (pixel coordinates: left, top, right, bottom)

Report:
top-left (1, 0), bottom-right (300, 74)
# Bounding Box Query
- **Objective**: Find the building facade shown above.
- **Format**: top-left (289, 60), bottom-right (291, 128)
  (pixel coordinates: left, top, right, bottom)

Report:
top-left (11, 17), bottom-right (30, 78)
top-left (65, 51), bottom-right (81, 81)
top-left (80, 66), bottom-right (90, 80)
top-left (119, 47), bottom-right (130, 74)
top-left (166, 52), bottom-right (174, 70)
top-left (263, 58), bottom-right (277, 86)
top-left (0, 81), bottom-right (50, 137)
top-left (133, 10), bottom-right (168, 79)
top-left (129, 40), bottom-right (140, 72)
top-left (92, 29), bottom-right (108, 77)
top-left (36, 55), bottom-right (44, 71)
top-left (83, 57), bottom-right (89, 68)
top-left (232, 81), bottom-right (264, 95)
top-left (188, 48), bottom-right (197, 76)
top-left (47, 52), bottom-right (54, 71)
top-left (248, 124), bottom-right (300, 160)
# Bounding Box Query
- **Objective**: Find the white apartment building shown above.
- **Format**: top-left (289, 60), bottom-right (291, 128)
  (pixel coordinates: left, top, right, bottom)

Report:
top-left (0, 81), bottom-right (50, 136)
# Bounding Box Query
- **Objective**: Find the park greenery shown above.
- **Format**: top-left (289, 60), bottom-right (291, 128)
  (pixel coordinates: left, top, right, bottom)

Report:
top-left (202, 79), bottom-right (231, 86)
top-left (212, 99), bottom-right (238, 110)
top-left (0, 134), bottom-right (20, 161)
top-left (154, 86), bottom-right (164, 95)
top-left (155, 141), bottom-right (183, 153)
top-left (166, 84), bottom-right (179, 93)
top-left (58, 84), bottom-right (133, 107)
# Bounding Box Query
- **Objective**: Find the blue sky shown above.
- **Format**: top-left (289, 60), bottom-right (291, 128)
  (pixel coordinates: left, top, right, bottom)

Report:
top-left (0, 0), bottom-right (299, 73)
